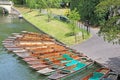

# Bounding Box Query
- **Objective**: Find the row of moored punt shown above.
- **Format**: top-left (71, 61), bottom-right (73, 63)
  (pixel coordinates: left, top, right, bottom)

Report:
top-left (2, 31), bottom-right (118, 80)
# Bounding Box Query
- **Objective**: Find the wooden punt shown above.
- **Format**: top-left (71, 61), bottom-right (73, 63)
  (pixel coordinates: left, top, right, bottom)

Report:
top-left (48, 59), bottom-right (94, 80)
top-left (30, 63), bottom-right (49, 70)
top-left (15, 52), bottom-right (31, 58)
top-left (4, 45), bottom-right (18, 48)
top-left (39, 54), bottom-right (92, 76)
top-left (13, 49), bottom-right (28, 53)
top-left (3, 42), bottom-right (14, 44)
top-left (17, 36), bottom-right (53, 41)
top-left (2, 43), bottom-right (14, 46)
top-left (4, 39), bottom-right (15, 41)
top-left (5, 48), bottom-right (23, 51)
top-left (18, 41), bottom-right (55, 45)
top-left (23, 57), bottom-right (39, 62)
top-left (13, 35), bottom-right (23, 38)
top-left (35, 60), bottom-right (66, 75)
top-left (4, 43), bottom-right (16, 46)
top-left (27, 60), bottom-right (42, 65)
top-left (11, 33), bottom-right (20, 35)
top-left (3, 43), bottom-right (16, 45)
top-left (82, 68), bottom-right (110, 80)
top-left (30, 52), bottom-right (86, 74)
top-left (35, 61), bottom-right (65, 70)
top-left (21, 31), bottom-right (28, 33)
top-left (2, 41), bottom-right (14, 43)
top-left (15, 43), bottom-right (54, 48)
top-left (31, 49), bottom-right (67, 56)
top-left (8, 36), bottom-right (17, 39)
top-left (2, 31), bottom-right (110, 80)
top-left (37, 68), bottom-right (55, 75)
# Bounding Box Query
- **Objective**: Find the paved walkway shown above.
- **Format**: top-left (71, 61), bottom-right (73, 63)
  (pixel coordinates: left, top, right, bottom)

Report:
top-left (71, 28), bottom-right (120, 73)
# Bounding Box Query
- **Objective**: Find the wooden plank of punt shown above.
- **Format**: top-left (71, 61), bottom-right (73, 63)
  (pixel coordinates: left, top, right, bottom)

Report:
top-left (48, 72), bottom-right (67, 79)
top-left (2, 43), bottom-right (14, 46)
top-left (2, 41), bottom-right (13, 43)
top-left (27, 60), bottom-right (42, 65)
top-left (37, 68), bottom-right (55, 74)
top-left (2, 43), bottom-right (14, 45)
top-left (21, 31), bottom-right (28, 33)
top-left (48, 61), bottom-right (94, 80)
top-left (30, 64), bottom-right (48, 69)
top-left (16, 52), bottom-right (31, 58)
top-left (3, 41), bottom-right (14, 43)
top-left (8, 36), bottom-right (17, 39)
top-left (3, 43), bottom-right (15, 45)
top-left (82, 68), bottom-right (110, 80)
top-left (18, 42), bottom-right (36, 44)
top-left (12, 33), bottom-right (20, 35)
top-left (13, 50), bottom-right (28, 53)
top-left (18, 42), bottom-right (55, 45)
top-left (23, 57), bottom-right (38, 62)
top-left (4, 39), bottom-right (15, 41)
top-left (6, 48), bottom-right (23, 51)
top-left (13, 35), bottom-right (23, 38)
top-left (25, 46), bottom-right (48, 50)
top-left (4, 45), bottom-right (18, 48)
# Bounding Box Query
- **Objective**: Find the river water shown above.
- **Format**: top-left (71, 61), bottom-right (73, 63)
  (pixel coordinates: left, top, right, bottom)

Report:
top-left (0, 15), bottom-right (47, 80)
top-left (0, 15), bottom-right (102, 80)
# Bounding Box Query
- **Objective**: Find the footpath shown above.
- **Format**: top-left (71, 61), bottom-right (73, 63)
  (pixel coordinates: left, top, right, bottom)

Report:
top-left (71, 27), bottom-right (120, 74)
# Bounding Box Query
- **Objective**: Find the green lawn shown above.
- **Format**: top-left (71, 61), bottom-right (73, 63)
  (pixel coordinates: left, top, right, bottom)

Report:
top-left (16, 7), bottom-right (90, 45)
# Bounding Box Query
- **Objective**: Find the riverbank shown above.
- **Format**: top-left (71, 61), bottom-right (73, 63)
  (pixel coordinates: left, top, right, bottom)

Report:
top-left (16, 7), bottom-right (90, 45)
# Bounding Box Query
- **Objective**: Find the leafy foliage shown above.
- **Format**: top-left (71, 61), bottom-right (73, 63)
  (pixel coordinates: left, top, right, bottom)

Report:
top-left (99, 16), bottom-right (120, 44)
top-left (26, 0), bottom-right (36, 10)
top-left (68, 8), bottom-right (80, 42)
top-left (71, 0), bottom-right (120, 44)
top-left (68, 8), bottom-right (80, 21)
top-left (71, 0), bottom-right (100, 25)
top-left (96, 0), bottom-right (120, 44)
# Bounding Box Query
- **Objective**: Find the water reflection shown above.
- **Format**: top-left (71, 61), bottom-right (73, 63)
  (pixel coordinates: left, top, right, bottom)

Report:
top-left (0, 15), bottom-right (46, 80)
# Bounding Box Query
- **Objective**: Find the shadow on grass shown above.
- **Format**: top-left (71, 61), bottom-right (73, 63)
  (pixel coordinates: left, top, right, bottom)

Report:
top-left (65, 32), bottom-right (74, 37)
top-left (34, 14), bottom-right (44, 17)
top-left (26, 10), bottom-right (33, 13)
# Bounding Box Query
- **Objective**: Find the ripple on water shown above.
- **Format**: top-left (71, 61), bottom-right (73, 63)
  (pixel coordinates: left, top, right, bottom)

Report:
top-left (0, 51), bottom-right (47, 80)
top-left (0, 15), bottom-right (47, 80)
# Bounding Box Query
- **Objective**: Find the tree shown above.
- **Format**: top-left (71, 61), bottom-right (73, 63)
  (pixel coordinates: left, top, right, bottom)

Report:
top-left (71, 0), bottom-right (120, 44)
top-left (42, 0), bottom-right (62, 22)
top-left (70, 0), bottom-right (100, 25)
top-left (35, 0), bottom-right (46, 15)
top-left (25, 0), bottom-right (62, 22)
top-left (68, 8), bottom-right (80, 43)
top-left (70, 0), bottom-right (80, 10)
top-left (26, 0), bottom-right (36, 11)
top-left (96, 0), bottom-right (120, 44)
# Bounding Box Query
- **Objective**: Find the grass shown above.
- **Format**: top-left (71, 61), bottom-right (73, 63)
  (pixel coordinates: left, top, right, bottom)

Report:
top-left (16, 7), bottom-right (90, 45)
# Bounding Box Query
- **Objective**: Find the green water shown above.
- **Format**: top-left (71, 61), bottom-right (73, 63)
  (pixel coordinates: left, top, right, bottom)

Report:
top-left (0, 15), bottom-right (47, 80)
top-left (0, 15), bottom-right (101, 80)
